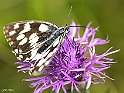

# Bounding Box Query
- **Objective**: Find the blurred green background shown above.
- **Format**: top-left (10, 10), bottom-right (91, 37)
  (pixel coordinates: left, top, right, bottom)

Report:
top-left (0, 0), bottom-right (123, 93)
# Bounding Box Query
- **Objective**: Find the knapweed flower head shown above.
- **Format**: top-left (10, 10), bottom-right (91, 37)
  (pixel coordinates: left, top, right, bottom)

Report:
top-left (16, 22), bottom-right (119, 93)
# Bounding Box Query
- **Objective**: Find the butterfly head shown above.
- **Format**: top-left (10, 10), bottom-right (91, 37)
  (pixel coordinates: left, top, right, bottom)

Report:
top-left (59, 25), bottom-right (70, 37)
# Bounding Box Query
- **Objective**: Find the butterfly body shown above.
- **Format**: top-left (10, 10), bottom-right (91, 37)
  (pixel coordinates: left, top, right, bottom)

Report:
top-left (3, 20), bottom-right (69, 76)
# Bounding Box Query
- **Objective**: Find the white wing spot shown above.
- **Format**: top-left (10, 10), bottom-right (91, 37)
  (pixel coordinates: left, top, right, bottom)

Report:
top-left (9, 41), bottom-right (14, 45)
top-left (29, 33), bottom-right (37, 40)
top-left (19, 49), bottom-right (23, 52)
top-left (53, 38), bottom-right (60, 47)
top-left (17, 57), bottom-right (21, 60)
top-left (29, 34), bottom-right (39, 46)
top-left (19, 38), bottom-right (28, 45)
top-left (14, 49), bottom-right (18, 54)
top-left (9, 30), bottom-right (16, 36)
top-left (39, 24), bottom-right (48, 32)
top-left (19, 22), bottom-right (33, 34)
top-left (37, 58), bottom-right (46, 67)
top-left (31, 49), bottom-right (40, 59)
top-left (7, 38), bottom-right (11, 41)
top-left (19, 55), bottom-right (23, 59)
top-left (45, 48), bottom-right (58, 60)
top-left (52, 47), bottom-right (58, 54)
top-left (45, 51), bottom-right (54, 60)
top-left (25, 58), bottom-right (30, 60)
top-left (5, 30), bottom-right (8, 33)
top-left (44, 61), bottom-right (50, 66)
top-left (38, 65), bottom-right (44, 72)
top-left (42, 49), bottom-right (50, 58)
top-left (16, 34), bottom-right (25, 40)
top-left (32, 71), bottom-right (41, 76)
top-left (14, 23), bottom-right (20, 29)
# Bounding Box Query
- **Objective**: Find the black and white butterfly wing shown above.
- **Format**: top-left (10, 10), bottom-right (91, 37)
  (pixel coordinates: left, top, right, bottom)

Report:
top-left (3, 20), bottom-right (66, 76)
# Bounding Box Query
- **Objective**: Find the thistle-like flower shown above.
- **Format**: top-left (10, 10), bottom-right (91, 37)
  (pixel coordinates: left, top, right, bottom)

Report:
top-left (16, 22), bottom-right (119, 93)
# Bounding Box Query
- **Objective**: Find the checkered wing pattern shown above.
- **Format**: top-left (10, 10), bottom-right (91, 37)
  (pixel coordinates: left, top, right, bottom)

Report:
top-left (3, 20), bottom-right (66, 76)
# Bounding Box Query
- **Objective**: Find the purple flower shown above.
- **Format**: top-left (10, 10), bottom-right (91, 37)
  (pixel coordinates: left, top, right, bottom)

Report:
top-left (16, 22), bottom-right (119, 93)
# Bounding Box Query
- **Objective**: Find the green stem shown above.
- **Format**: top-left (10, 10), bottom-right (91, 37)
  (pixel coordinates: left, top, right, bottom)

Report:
top-left (85, 89), bottom-right (92, 93)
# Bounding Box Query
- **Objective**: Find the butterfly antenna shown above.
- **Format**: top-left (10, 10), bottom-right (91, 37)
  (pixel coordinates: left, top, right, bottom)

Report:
top-left (66, 6), bottom-right (73, 26)
top-left (66, 6), bottom-right (87, 28)
top-left (69, 25), bottom-right (86, 28)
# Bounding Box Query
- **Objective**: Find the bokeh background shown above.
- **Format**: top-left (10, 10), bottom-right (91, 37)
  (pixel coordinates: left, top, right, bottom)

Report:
top-left (0, 0), bottom-right (123, 93)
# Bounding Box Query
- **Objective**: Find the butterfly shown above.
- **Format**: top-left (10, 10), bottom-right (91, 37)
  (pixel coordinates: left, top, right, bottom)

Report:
top-left (3, 20), bottom-right (70, 76)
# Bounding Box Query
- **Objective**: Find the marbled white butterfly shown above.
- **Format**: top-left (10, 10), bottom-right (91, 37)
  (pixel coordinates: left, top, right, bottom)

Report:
top-left (3, 20), bottom-right (70, 76)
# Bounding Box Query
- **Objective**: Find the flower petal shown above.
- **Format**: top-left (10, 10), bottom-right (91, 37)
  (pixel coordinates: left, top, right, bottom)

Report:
top-left (68, 21), bottom-right (77, 39)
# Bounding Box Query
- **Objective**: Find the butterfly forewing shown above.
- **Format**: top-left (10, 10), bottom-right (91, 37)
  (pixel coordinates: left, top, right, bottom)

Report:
top-left (3, 20), bottom-right (68, 76)
top-left (4, 21), bottom-right (58, 60)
